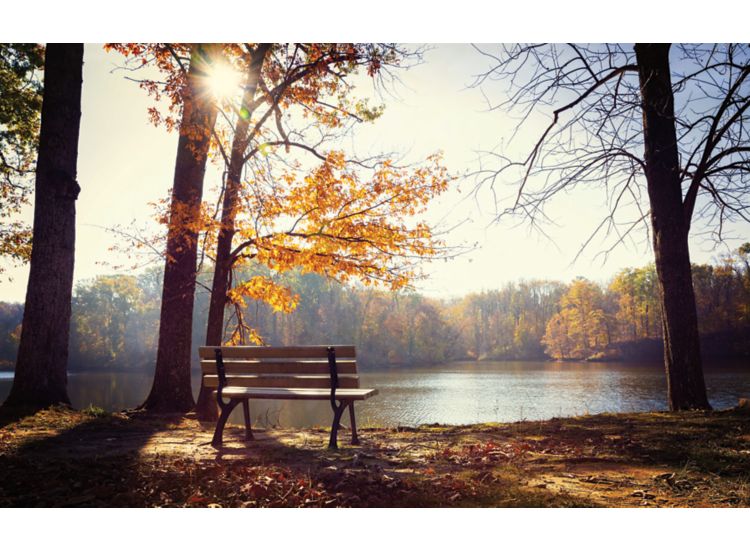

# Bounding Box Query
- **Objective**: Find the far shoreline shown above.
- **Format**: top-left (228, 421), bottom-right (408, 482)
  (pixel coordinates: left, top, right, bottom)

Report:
top-left (1, 356), bottom-right (749, 376)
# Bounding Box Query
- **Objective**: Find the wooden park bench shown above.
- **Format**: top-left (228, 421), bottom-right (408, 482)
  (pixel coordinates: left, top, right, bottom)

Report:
top-left (198, 345), bottom-right (378, 449)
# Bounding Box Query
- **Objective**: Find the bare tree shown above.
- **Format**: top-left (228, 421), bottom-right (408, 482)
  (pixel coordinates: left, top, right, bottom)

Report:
top-left (474, 43), bottom-right (750, 410)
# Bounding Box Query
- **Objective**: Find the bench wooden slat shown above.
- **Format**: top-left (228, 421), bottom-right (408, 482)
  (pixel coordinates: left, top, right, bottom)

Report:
top-left (198, 345), bottom-right (356, 360)
top-left (219, 387), bottom-right (378, 401)
top-left (200, 359), bottom-right (358, 375)
top-left (203, 374), bottom-right (360, 389)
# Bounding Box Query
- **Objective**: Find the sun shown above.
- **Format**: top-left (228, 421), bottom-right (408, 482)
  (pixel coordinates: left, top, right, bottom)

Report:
top-left (207, 63), bottom-right (241, 101)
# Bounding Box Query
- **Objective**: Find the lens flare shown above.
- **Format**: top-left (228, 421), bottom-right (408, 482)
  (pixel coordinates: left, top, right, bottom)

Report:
top-left (207, 64), bottom-right (241, 101)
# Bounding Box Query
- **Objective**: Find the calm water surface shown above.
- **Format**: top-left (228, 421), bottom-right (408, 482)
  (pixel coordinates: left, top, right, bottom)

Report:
top-left (1, 361), bottom-right (748, 427)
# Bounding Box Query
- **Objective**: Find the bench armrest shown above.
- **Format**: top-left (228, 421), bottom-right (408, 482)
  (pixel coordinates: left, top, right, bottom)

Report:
top-left (214, 347), bottom-right (229, 408)
top-left (327, 346), bottom-right (338, 409)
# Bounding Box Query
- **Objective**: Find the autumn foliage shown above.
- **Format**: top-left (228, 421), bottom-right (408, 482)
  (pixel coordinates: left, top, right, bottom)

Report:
top-left (105, 43), bottom-right (452, 348)
top-left (541, 279), bottom-right (609, 360)
top-left (0, 44), bottom-right (44, 273)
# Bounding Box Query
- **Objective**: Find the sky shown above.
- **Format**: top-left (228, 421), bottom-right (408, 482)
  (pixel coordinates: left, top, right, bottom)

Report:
top-left (1, 43), bottom-right (747, 303)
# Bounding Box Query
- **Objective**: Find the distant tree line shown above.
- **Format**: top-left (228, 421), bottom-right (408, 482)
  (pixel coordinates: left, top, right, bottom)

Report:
top-left (2, 245), bottom-right (749, 371)
top-left (450, 247), bottom-right (750, 362)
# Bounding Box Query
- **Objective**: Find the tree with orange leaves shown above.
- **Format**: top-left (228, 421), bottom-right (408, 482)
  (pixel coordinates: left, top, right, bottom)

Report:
top-left (107, 43), bottom-right (454, 415)
top-left (200, 43), bottom-right (430, 346)
top-left (192, 43), bottom-right (453, 418)
top-left (106, 43), bottom-right (230, 412)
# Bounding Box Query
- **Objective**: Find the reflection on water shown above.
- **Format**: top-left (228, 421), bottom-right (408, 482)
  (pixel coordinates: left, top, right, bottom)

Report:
top-left (0, 361), bottom-right (748, 428)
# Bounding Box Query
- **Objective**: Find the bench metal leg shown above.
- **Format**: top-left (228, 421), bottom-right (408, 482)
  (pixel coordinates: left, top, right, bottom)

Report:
top-left (212, 398), bottom-right (239, 448)
top-left (242, 399), bottom-right (254, 441)
top-left (328, 401), bottom-right (347, 450)
top-left (348, 401), bottom-right (359, 445)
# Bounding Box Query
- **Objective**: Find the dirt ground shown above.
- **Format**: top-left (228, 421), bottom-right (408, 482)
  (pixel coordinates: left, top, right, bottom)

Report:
top-left (1, 406), bottom-right (749, 507)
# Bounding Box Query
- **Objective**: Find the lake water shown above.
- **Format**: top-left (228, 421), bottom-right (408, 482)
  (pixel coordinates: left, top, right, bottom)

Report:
top-left (1, 361), bottom-right (748, 427)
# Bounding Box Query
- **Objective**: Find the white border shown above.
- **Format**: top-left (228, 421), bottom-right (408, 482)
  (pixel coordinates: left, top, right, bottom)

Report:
top-left (2, 508), bottom-right (748, 548)
top-left (1, 0), bottom-right (748, 42)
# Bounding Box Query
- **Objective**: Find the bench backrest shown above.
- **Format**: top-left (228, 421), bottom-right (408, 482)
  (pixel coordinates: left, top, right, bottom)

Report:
top-left (198, 345), bottom-right (359, 390)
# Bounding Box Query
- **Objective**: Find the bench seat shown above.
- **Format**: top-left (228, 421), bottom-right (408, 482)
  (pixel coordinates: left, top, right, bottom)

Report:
top-left (218, 387), bottom-right (378, 400)
top-left (203, 374), bottom-right (361, 389)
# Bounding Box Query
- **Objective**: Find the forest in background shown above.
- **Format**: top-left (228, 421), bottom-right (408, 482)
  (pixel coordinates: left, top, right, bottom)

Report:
top-left (2, 243), bottom-right (750, 371)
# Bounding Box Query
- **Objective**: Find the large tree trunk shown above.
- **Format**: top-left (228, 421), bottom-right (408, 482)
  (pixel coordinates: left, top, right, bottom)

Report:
top-left (141, 45), bottom-right (219, 413)
top-left (634, 43), bottom-right (711, 411)
top-left (196, 45), bottom-right (270, 420)
top-left (2, 44), bottom-right (83, 410)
